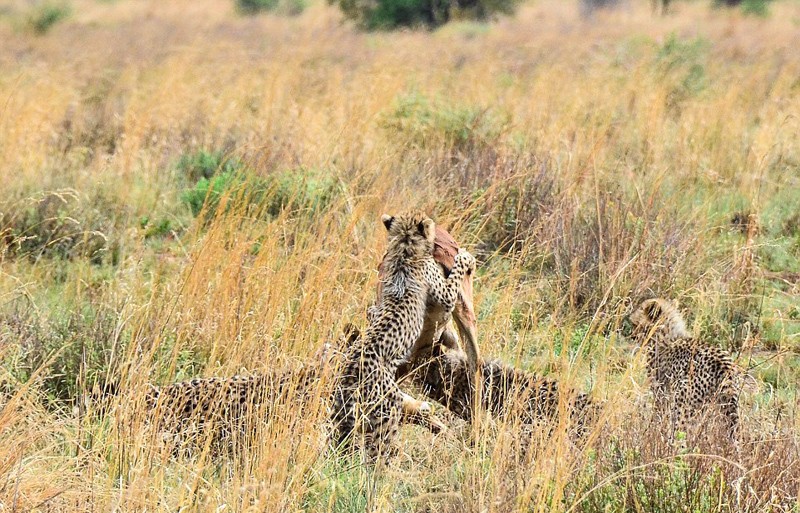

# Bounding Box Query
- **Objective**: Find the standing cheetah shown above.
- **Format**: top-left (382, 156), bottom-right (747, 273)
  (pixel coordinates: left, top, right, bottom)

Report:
top-left (331, 211), bottom-right (475, 462)
top-left (377, 225), bottom-right (480, 380)
top-left (628, 298), bottom-right (752, 436)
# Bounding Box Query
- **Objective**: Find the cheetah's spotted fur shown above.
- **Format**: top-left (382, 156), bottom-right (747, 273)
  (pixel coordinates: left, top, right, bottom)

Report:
top-left (409, 343), bottom-right (600, 439)
top-left (331, 211), bottom-right (475, 461)
top-left (142, 345), bottom-right (339, 450)
top-left (628, 298), bottom-right (750, 436)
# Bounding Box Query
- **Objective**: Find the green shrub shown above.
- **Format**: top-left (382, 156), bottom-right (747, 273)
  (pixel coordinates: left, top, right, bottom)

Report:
top-left (741, 0), bottom-right (771, 16)
top-left (573, 445), bottom-right (725, 513)
top-left (141, 217), bottom-right (174, 240)
top-left (176, 150), bottom-right (243, 182)
top-left (26, 1), bottom-right (71, 35)
top-left (654, 34), bottom-right (708, 113)
top-left (237, 0), bottom-right (306, 15)
top-left (181, 168), bottom-right (342, 221)
top-left (2, 304), bottom-right (122, 403)
top-left (330, 0), bottom-right (519, 30)
top-left (262, 168), bottom-right (342, 218)
top-left (0, 190), bottom-right (114, 264)
top-left (237, 0), bottom-right (279, 13)
top-left (714, 0), bottom-right (770, 16)
top-left (181, 172), bottom-right (240, 218)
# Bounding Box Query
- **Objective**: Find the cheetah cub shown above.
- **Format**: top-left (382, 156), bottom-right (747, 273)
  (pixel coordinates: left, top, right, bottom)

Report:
top-left (628, 298), bottom-right (752, 437)
top-left (331, 211), bottom-right (475, 462)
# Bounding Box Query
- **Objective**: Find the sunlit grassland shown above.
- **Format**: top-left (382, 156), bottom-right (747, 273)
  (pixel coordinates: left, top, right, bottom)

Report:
top-left (1, 0), bottom-right (799, 510)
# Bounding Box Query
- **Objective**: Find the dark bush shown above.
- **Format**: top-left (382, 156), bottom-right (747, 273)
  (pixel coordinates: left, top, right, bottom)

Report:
top-left (783, 212), bottom-right (800, 237)
top-left (579, 0), bottom-right (621, 18)
top-left (238, 0), bottom-right (279, 13)
top-left (331, 0), bottom-right (520, 29)
top-left (176, 150), bottom-right (243, 182)
top-left (237, 0), bottom-right (306, 15)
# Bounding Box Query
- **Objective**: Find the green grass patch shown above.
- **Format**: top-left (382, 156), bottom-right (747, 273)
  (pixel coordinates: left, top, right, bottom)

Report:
top-left (381, 92), bottom-right (509, 151)
top-left (26, 1), bottom-right (70, 34)
top-left (181, 166), bottom-right (344, 226)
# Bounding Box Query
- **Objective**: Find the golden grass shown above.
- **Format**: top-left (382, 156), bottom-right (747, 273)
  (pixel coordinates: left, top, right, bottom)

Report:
top-left (1, 0), bottom-right (800, 510)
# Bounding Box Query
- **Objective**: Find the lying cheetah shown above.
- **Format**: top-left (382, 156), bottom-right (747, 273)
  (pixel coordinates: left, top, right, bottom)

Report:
top-left (408, 342), bottom-right (601, 439)
top-left (132, 330), bottom-right (446, 452)
top-left (331, 211), bottom-right (475, 461)
top-left (142, 343), bottom-right (340, 450)
top-left (628, 298), bottom-right (752, 436)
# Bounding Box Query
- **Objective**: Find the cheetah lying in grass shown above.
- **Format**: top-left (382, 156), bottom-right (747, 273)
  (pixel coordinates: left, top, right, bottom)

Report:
top-left (627, 298), bottom-right (756, 437)
top-left (139, 332), bottom-right (446, 452)
top-left (410, 343), bottom-right (601, 439)
top-left (341, 323), bottom-right (601, 439)
top-left (141, 343), bottom-right (339, 451)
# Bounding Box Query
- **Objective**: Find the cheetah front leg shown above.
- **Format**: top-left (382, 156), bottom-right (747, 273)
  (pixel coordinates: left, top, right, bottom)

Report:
top-left (427, 249), bottom-right (478, 369)
top-left (428, 249), bottom-right (475, 313)
top-left (400, 392), bottom-right (448, 433)
top-left (718, 390), bottom-right (739, 437)
top-left (363, 387), bottom-right (403, 463)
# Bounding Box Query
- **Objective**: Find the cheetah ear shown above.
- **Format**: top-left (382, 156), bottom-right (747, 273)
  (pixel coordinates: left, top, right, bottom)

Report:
top-left (381, 214), bottom-right (394, 231)
top-left (644, 301), bottom-right (662, 322)
top-left (418, 218), bottom-right (435, 241)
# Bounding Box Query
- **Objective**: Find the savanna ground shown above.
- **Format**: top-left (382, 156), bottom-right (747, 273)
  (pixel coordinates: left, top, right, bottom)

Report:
top-left (1, 0), bottom-right (800, 510)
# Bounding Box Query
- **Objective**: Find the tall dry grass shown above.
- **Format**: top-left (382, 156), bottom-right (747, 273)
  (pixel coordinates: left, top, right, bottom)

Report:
top-left (1, 0), bottom-right (799, 510)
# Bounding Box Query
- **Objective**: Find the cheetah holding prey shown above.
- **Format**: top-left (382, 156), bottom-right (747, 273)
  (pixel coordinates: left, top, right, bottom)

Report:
top-left (331, 211), bottom-right (475, 462)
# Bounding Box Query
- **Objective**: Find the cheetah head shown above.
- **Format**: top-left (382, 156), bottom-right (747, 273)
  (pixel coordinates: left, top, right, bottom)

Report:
top-left (628, 298), bottom-right (690, 341)
top-left (381, 211), bottom-right (436, 254)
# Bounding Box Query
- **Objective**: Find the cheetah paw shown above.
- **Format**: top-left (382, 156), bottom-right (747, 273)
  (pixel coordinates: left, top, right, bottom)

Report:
top-left (455, 249), bottom-right (476, 273)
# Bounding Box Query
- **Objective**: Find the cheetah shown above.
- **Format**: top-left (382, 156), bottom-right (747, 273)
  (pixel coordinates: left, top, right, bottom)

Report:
top-left (331, 211), bottom-right (475, 462)
top-left (130, 330), bottom-right (445, 453)
top-left (627, 298), bottom-right (752, 436)
top-left (141, 342), bottom-right (340, 451)
top-left (376, 225), bottom-right (480, 382)
top-left (408, 342), bottom-right (600, 439)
